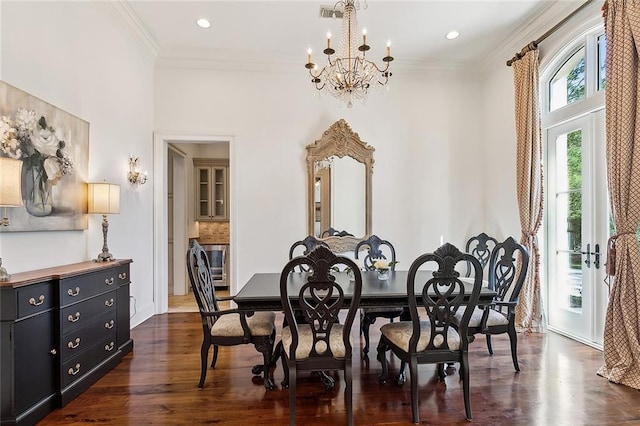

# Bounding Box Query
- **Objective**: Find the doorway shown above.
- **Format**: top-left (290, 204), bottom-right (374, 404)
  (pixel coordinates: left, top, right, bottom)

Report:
top-left (153, 134), bottom-right (234, 315)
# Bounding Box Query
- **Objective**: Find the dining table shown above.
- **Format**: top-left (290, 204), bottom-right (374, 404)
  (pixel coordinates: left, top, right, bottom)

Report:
top-left (234, 269), bottom-right (497, 312)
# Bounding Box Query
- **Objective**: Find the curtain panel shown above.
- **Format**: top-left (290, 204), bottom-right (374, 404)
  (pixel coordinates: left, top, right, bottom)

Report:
top-left (512, 49), bottom-right (545, 333)
top-left (597, 0), bottom-right (640, 390)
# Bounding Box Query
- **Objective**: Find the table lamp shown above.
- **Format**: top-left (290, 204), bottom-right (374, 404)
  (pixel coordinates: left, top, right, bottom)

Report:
top-left (0, 157), bottom-right (24, 281)
top-left (87, 182), bottom-right (120, 262)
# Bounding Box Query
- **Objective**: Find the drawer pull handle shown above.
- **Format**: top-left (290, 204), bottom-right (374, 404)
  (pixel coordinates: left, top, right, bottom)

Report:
top-left (118, 272), bottom-right (127, 280)
top-left (67, 287), bottom-right (80, 297)
top-left (50, 349), bottom-right (57, 355)
top-left (68, 363), bottom-right (81, 376)
top-left (105, 298), bottom-right (115, 307)
top-left (29, 295), bottom-right (45, 306)
top-left (105, 277), bottom-right (115, 286)
top-left (105, 342), bottom-right (115, 351)
top-left (67, 312), bottom-right (81, 323)
top-left (67, 337), bottom-right (81, 349)
top-left (105, 320), bottom-right (115, 329)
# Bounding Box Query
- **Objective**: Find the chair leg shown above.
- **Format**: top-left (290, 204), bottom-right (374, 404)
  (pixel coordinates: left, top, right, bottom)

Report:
top-left (198, 340), bottom-right (210, 389)
top-left (437, 363), bottom-right (446, 381)
top-left (345, 364), bottom-right (353, 426)
top-left (461, 352), bottom-right (472, 420)
top-left (377, 341), bottom-right (389, 384)
top-left (255, 338), bottom-right (275, 390)
top-left (362, 313), bottom-right (374, 354)
top-left (508, 323), bottom-right (520, 372)
top-left (485, 334), bottom-right (493, 355)
top-left (397, 361), bottom-right (407, 386)
top-left (210, 344), bottom-right (219, 368)
top-left (288, 364), bottom-right (297, 426)
top-left (410, 359), bottom-right (419, 424)
top-left (281, 355), bottom-right (290, 388)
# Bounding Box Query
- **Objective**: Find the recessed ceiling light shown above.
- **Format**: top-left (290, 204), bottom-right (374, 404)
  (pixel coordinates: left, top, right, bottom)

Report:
top-left (445, 31), bottom-right (459, 40)
top-left (196, 18), bottom-right (211, 29)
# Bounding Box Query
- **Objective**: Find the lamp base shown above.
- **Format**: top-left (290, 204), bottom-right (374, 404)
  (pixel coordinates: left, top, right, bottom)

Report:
top-left (94, 251), bottom-right (115, 262)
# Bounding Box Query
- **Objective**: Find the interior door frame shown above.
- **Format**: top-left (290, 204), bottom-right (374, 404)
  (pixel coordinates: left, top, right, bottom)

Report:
top-left (153, 133), bottom-right (236, 315)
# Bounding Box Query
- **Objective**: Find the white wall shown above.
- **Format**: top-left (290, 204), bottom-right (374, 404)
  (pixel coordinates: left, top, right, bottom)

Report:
top-left (0, 2), bottom-right (156, 327)
top-left (154, 65), bottom-right (485, 291)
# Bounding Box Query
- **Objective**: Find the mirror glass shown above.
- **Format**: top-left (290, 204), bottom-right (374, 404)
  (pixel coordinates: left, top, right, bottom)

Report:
top-left (313, 156), bottom-right (366, 238)
top-left (306, 119), bottom-right (374, 249)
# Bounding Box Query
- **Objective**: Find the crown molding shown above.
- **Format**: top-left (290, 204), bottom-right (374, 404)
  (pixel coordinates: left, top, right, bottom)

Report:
top-left (98, 0), bottom-right (160, 59)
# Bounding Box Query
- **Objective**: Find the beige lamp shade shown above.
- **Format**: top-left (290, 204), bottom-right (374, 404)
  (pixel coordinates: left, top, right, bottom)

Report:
top-left (87, 183), bottom-right (120, 214)
top-left (0, 157), bottom-right (23, 207)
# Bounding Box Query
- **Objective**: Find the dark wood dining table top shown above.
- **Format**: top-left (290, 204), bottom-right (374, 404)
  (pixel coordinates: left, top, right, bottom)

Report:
top-left (234, 270), bottom-right (497, 311)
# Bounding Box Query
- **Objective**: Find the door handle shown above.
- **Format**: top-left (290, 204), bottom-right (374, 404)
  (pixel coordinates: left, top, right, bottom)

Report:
top-left (582, 243), bottom-right (591, 268)
top-left (580, 243), bottom-right (601, 269)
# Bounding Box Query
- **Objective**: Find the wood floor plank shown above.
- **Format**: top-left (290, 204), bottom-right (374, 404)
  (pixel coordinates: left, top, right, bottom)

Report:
top-left (38, 312), bottom-right (640, 425)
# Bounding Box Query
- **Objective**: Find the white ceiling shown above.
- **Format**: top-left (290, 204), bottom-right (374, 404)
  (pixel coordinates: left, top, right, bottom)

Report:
top-left (127, 1), bottom-right (580, 69)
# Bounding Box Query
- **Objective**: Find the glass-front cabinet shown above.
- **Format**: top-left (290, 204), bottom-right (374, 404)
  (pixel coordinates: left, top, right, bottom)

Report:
top-left (194, 158), bottom-right (228, 221)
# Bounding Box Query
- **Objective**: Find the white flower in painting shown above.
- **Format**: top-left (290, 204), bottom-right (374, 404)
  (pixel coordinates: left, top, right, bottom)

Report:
top-left (14, 108), bottom-right (37, 133)
top-left (32, 127), bottom-right (60, 157)
top-left (43, 156), bottom-right (62, 185)
top-left (0, 116), bottom-right (22, 159)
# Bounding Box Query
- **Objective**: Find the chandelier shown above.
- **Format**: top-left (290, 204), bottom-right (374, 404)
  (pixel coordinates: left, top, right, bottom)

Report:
top-left (305, 0), bottom-right (394, 108)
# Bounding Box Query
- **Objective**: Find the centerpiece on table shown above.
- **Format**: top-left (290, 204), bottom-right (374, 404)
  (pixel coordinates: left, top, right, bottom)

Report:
top-left (373, 259), bottom-right (397, 281)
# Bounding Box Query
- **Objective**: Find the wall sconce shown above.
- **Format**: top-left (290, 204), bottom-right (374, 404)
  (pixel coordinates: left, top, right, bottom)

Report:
top-left (0, 157), bottom-right (24, 281)
top-left (87, 182), bottom-right (120, 262)
top-left (127, 157), bottom-right (148, 185)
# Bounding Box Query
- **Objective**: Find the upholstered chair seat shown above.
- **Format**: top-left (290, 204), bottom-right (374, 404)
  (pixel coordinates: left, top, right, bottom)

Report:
top-left (281, 324), bottom-right (348, 359)
top-left (453, 307), bottom-right (508, 329)
top-left (211, 311), bottom-right (276, 337)
top-left (380, 321), bottom-right (461, 352)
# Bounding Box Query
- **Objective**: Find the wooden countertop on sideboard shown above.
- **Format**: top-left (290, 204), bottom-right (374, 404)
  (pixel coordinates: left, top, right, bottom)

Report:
top-left (0, 259), bottom-right (133, 288)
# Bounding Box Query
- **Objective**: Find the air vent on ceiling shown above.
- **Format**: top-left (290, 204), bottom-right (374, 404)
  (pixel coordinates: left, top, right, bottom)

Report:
top-left (319, 5), bottom-right (343, 19)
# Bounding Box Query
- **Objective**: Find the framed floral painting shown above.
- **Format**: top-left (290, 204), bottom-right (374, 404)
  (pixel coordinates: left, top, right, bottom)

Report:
top-left (0, 81), bottom-right (88, 232)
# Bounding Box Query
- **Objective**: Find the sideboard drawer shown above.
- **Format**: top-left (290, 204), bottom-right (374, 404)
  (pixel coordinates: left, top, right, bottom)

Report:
top-left (60, 269), bottom-right (119, 306)
top-left (60, 335), bottom-right (118, 389)
top-left (60, 312), bottom-right (117, 362)
top-left (115, 264), bottom-right (130, 286)
top-left (17, 281), bottom-right (55, 318)
top-left (60, 291), bottom-right (117, 335)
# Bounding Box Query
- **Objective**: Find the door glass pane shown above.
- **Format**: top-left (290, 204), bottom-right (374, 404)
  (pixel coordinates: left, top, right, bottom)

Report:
top-left (550, 47), bottom-right (586, 111)
top-left (598, 34), bottom-right (606, 91)
top-left (555, 129), bottom-right (583, 312)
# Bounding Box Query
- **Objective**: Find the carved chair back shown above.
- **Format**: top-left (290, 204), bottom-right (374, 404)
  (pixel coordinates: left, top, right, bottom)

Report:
top-left (488, 237), bottom-right (530, 314)
top-left (186, 240), bottom-right (220, 330)
top-left (465, 232), bottom-right (499, 277)
top-left (289, 235), bottom-right (330, 272)
top-left (321, 227), bottom-right (355, 237)
top-left (280, 245), bottom-right (362, 361)
top-left (407, 243), bottom-right (483, 353)
top-left (354, 235), bottom-right (397, 271)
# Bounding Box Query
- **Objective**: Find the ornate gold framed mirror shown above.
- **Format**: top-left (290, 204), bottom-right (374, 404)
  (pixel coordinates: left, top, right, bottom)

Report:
top-left (306, 119), bottom-right (374, 252)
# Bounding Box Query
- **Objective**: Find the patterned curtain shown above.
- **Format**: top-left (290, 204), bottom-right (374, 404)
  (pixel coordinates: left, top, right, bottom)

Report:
top-left (597, 1), bottom-right (640, 390)
top-left (512, 49), bottom-right (545, 333)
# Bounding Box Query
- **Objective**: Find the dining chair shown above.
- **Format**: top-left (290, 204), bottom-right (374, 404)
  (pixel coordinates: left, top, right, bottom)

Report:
top-left (377, 243), bottom-right (483, 423)
top-left (288, 235), bottom-right (329, 272)
top-left (186, 240), bottom-right (276, 390)
top-left (465, 232), bottom-right (499, 277)
top-left (354, 234), bottom-right (404, 354)
top-left (454, 236), bottom-right (529, 371)
top-left (280, 245), bottom-right (362, 426)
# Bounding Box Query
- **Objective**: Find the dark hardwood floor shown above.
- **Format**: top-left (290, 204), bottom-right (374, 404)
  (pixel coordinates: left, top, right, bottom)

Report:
top-left (39, 312), bottom-right (639, 425)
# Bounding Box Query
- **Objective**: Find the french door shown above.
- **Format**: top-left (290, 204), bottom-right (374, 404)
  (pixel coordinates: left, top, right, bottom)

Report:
top-left (546, 110), bottom-right (609, 347)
